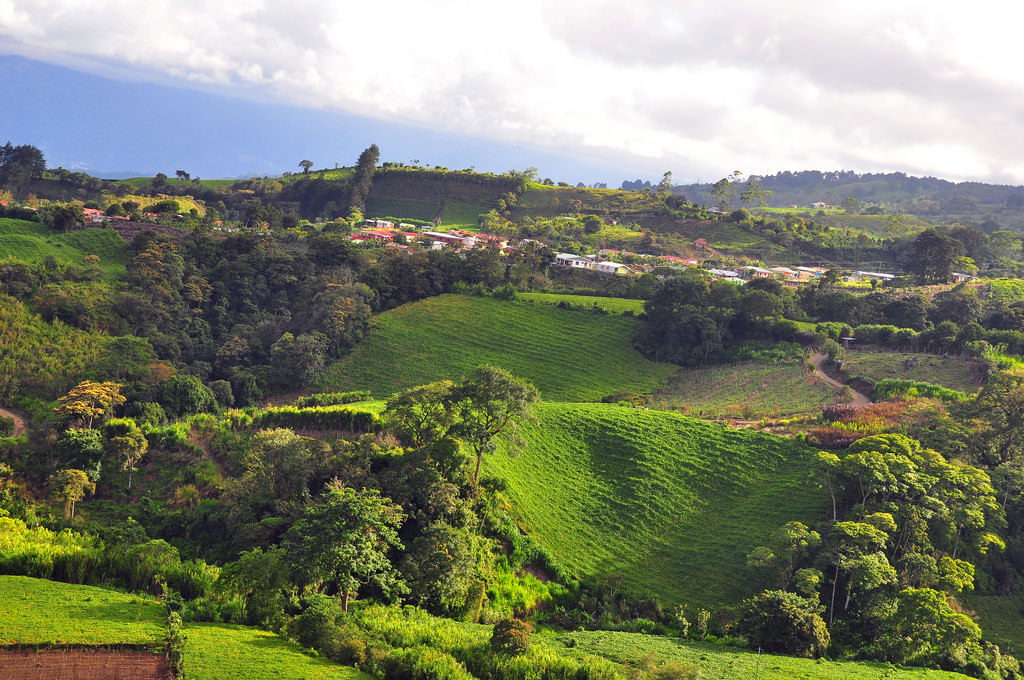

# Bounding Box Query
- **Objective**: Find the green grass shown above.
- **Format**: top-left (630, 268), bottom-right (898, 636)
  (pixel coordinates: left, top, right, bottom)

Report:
top-left (318, 295), bottom-right (678, 401)
top-left (542, 629), bottom-right (970, 680)
top-left (962, 592), bottom-right (1024, 653)
top-left (820, 213), bottom-right (932, 236)
top-left (0, 218), bottom-right (127, 277)
top-left (0, 575), bottom-right (164, 645)
top-left (518, 293), bottom-right (645, 314)
top-left (184, 623), bottom-right (370, 680)
top-left (440, 200), bottom-right (488, 227)
top-left (841, 351), bottom-right (981, 392)
top-left (487, 402), bottom-right (829, 607)
top-left (652, 361), bottom-right (836, 418)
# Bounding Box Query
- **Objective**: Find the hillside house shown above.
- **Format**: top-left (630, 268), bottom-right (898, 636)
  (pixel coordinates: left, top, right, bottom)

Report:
top-left (707, 268), bottom-right (739, 278)
top-left (851, 270), bottom-right (895, 282)
top-left (555, 253), bottom-right (593, 269)
top-left (595, 261), bottom-right (632, 275)
top-left (811, 202), bottom-right (832, 210)
top-left (952, 272), bottom-right (973, 283)
top-left (770, 266), bottom-right (800, 281)
top-left (660, 255), bottom-right (701, 266)
top-left (423, 231), bottom-right (477, 248)
top-left (693, 238), bottom-right (710, 250)
top-left (365, 219), bottom-right (395, 230)
top-left (744, 266), bottom-right (773, 279)
top-left (358, 229), bottom-right (397, 242)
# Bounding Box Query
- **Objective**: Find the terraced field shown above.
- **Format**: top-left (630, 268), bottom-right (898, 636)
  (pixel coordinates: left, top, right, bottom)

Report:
top-left (0, 218), bottom-right (128, 277)
top-left (0, 575), bottom-right (164, 645)
top-left (653, 360), bottom-right (836, 418)
top-left (440, 200), bottom-right (488, 226)
top-left (487, 402), bottom-right (829, 607)
top-left (318, 295), bottom-right (678, 401)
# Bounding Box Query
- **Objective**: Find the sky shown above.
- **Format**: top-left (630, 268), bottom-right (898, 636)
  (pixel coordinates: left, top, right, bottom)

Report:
top-left (2, 0), bottom-right (1024, 185)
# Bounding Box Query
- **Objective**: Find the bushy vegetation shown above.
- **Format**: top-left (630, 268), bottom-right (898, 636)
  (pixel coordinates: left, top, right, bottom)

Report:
top-left (318, 295), bottom-right (678, 402)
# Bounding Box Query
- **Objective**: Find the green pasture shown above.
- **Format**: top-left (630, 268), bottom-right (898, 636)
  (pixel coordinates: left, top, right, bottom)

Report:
top-left (518, 292), bottom-right (645, 314)
top-left (487, 402), bottom-right (829, 607)
top-left (0, 218), bottom-right (127, 277)
top-left (0, 575), bottom-right (164, 645)
top-left (184, 623), bottom-right (370, 680)
top-left (317, 294), bottom-right (678, 401)
top-left (365, 196), bottom-right (440, 222)
top-left (841, 351), bottom-right (982, 392)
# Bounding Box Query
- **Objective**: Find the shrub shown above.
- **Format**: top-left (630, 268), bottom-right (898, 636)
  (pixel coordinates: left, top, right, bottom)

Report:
top-left (489, 618), bottom-right (532, 656)
top-left (738, 590), bottom-right (829, 658)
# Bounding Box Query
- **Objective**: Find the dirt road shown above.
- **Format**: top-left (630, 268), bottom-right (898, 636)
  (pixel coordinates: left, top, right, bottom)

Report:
top-left (0, 405), bottom-right (26, 437)
top-left (809, 352), bottom-right (871, 406)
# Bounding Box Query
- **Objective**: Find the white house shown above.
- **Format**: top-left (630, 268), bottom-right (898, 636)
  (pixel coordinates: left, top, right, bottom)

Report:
top-left (555, 253), bottom-right (593, 269)
top-left (744, 266), bottom-right (773, 278)
top-left (853, 270), bottom-right (895, 282)
top-left (707, 268), bottom-right (739, 278)
top-left (595, 261), bottom-right (632, 275)
top-left (952, 272), bottom-right (973, 283)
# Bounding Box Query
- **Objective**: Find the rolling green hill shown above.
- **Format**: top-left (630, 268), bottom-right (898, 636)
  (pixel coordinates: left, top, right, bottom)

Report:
top-left (487, 402), bottom-right (829, 607)
top-left (0, 218), bottom-right (128, 277)
top-left (517, 292), bottom-right (645, 314)
top-left (318, 294), bottom-right (678, 401)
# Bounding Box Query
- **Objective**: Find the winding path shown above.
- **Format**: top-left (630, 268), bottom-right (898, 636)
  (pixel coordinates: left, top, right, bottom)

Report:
top-left (0, 405), bottom-right (26, 438)
top-left (809, 352), bottom-right (872, 406)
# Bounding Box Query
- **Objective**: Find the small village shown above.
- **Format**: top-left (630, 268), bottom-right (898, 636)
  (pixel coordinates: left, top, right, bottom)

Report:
top-left (345, 218), bottom-right (974, 286)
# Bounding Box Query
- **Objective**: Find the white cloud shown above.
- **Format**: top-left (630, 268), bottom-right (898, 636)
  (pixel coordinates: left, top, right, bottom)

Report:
top-left (3, 0), bottom-right (1024, 182)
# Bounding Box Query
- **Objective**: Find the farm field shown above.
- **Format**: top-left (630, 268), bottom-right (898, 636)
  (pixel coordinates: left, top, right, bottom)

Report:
top-left (0, 218), bottom-right (128, 277)
top-left (516, 184), bottom-right (663, 214)
top-left (543, 629), bottom-right (971, 680)
top-left (317, 294), bottom-right (678, 401)
top-left (517, 292), bottom-right (645, 314)
top-left (841, 350), bottom-right (982, 393)
top-left (487, 402), bottom-right (829, 607)
top-left (652, 360), bottom-right (836, 418)
top-left (0, 575), bottom-right (164, 645)
top-left (184, 623), bottom-right (371, 680)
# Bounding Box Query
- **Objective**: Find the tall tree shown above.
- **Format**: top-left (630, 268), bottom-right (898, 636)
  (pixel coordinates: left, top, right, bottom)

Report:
top-left (103, 418), bottom-right (149, 490)
top-left (50, 468), bottom-right (95, 520)
top-left (55, 381), bottom-right (126, 429)
top-left (905, 229), bottom-right (965, 284)
top-left (298, 160), bottom-right (314, 174)
top-left (450, 365), bottom-right (539, 488)
top-left (347, 144), bottom-right (380, 214)
top-left (283, 481), bottom-right (406, 611)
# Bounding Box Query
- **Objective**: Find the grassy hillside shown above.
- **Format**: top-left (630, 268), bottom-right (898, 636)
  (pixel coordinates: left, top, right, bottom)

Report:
top-left (318, 295), bottom-right (678, 401)
top-left (0, 218), bottom-right (128, 277)
top-left (517, 292), bottom-right (645, 314)
top-left (653, 361), bottom-right (836, 418)
top-left (544, 629), bottom-right (970, 680)
top-left (487, 402), bottom-right (829, 607)
top-left (0, 575), bottom-right (164, 645)
top-left (184, 623), bottom-right (370, 680)
top-left (841, 351), bottom-right (982, 393)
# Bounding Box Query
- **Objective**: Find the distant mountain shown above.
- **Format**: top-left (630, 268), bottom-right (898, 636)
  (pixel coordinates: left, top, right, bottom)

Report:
top-left (675, 170), bottom-right (1024, 231)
